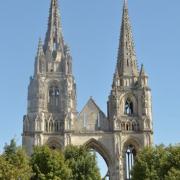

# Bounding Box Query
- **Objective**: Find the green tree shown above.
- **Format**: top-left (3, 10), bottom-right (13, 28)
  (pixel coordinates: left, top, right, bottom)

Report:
top-left (165, 168), bottom-right (180, 180)
top-left (0, 155), bottom-right (15, 180)
top-left (4, 139), bottom-right (17, 156)
top-left (64, 145), bottom-right (101, 180)
top-left (0, 139), bottom-right (32, 180)
top-left (131, 145), bottom-right (180, 180)
top-left (31, 146), bottom-right (71, 180)
top-left (0, 141), bottom-right (102, 180)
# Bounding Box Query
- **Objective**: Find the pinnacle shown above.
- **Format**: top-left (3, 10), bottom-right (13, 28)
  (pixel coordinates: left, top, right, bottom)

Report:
top-left (37, 38), bottom-right (44, 57)
top-left (140, 64), bottom-right (146, 76)
top-left (38, 38), bottom-right (43, 48)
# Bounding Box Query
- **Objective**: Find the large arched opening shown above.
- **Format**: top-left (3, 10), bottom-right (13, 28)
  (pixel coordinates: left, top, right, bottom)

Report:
top-left (123, 139), bottom-right (140, 180)
top-left (84, 139), bottom-right (112, 179)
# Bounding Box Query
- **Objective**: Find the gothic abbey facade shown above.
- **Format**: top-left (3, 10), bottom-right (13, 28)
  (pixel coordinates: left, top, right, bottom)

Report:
top-left (22, 0), bottom-right (153, 179)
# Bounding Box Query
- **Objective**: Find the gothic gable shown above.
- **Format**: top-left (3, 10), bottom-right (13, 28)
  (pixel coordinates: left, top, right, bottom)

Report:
top-left (77, 98), bottom-right (109, 132)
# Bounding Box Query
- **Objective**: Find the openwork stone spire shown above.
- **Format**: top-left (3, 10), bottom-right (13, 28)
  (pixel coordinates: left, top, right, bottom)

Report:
top-left (44, 0), bottom-right (64, 53)
top-left (117, 0), bottom-right (138, 77)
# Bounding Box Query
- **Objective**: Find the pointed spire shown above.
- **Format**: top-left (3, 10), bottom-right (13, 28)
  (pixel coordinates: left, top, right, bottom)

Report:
top-left (35, 38), bottom-right (45, 76)
top-left (112, 67), bottom-right (120, 87)
top-left (37, 38), bottom-right (44, 57)
top-left (140, 64), bottom-right (146, 76)
top-left (139, 64), bottom-right (148, 87)
top-left (44, 0), bottom-right (64, 53)
top-left (116, 0), bottom-right (138, 77)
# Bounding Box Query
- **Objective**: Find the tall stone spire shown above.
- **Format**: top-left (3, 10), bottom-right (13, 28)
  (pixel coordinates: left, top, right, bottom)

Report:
top-left (117, 0), bottom-right (138, 77)
top-left (44, 0), bottom-right (64, 53)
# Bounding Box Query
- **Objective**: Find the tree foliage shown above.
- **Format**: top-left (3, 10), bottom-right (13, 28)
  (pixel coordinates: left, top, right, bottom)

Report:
top-left (0, 140), bottom-right (102, 180)
top-left (31, 146), bottom-right (71, 180)
top-left (131, 145), bottom-right (180, 180)
top-left (0, 139), bottom-right (32, 180)
top-left (64, 145), bottom-right (101, 180)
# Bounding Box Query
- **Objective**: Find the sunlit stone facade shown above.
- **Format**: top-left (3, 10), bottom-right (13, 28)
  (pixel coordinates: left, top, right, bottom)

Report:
top-left (22, 0), bottom-right (153, 179)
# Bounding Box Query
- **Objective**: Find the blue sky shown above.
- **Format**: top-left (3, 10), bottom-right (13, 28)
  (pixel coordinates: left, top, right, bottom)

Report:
top-left (0, 0), bottom-right (179, 158)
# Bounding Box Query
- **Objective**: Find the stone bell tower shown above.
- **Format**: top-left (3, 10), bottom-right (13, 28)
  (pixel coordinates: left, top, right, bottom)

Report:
top-left (107, 0), bottom-right (153, 179)
top-left (22, 0), bottom-right (77, 154)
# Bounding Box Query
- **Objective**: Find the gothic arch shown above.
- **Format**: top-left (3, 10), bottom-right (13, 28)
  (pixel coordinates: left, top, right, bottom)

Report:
top-left (84, 138), bottom-right (113, 168)
top-left (48, 80), bottom-right (59, 88)
top-left (47, 80), bottom-right (61, 112)
top-left (122, 137), bottom-right (141, 153)
top-left (120, 93), bottom-right (138, 115)
top-left (122, 138), bottom-right (141, 180)
top-left (46, 137), bottom-right (62, 150)
top-left (47, 80), bottom-right (60, 99)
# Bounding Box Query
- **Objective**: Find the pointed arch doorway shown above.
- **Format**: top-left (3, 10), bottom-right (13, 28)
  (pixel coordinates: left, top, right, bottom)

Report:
top-left (84, 139), bottom-right (112, 180)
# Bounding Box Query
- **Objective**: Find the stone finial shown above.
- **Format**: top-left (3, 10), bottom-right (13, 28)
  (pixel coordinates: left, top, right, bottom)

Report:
top-left (37, 38), bottom-right (44, 57)
top-left (140, 64), bottom-right (145, 75)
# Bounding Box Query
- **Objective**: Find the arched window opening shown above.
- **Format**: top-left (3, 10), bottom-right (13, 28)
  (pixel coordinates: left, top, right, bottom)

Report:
top-left (125, 98), bottom-right (133, 115)
top-left (49, 87), bottom-right (59, 105)
top-left (49, 86), bottom-right (60, 112)
top-left (126, 145), bottom-right (136, 180)
top-left (89, 149), bottom-right (110, 180)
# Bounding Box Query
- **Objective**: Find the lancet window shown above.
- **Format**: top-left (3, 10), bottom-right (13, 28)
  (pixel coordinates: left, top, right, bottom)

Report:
top-left (125, 145), bottom-right (136, 180)
top-left (125, 98), bottom-right (133, 115)
top-left (49, 86), bottom-right (60, 112)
